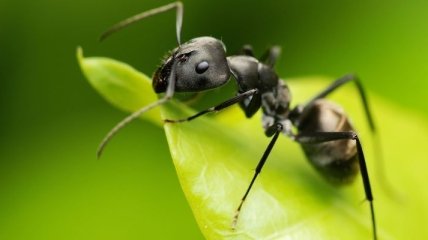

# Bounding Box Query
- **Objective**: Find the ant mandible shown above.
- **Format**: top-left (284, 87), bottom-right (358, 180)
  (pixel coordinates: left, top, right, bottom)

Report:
top-left (98, 2), bottom-right (377, 239)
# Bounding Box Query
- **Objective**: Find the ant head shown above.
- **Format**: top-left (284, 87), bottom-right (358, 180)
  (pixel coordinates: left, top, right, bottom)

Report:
top-left (153, 37), bottom-right (230, 93)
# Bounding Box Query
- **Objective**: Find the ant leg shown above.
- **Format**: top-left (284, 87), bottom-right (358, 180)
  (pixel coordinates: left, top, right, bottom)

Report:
top-left (232, 123), bottom-right (283, 228)
top-left (100, 2), bottom-right (183, 45)
top-left (240, 45), bottom-right (281, 67)
top-left (164, 89), bottom-right (258, 123)
top-left (260, 46), bottom-right (281, 67)
top-left (241, 44), bottom-right (255, 57)
top-left (295, 74), bottom-right (399, 199)
top-left (295, 131), bottom-right (377, 240)
top-left (299, 74), bottom-right (375, 132)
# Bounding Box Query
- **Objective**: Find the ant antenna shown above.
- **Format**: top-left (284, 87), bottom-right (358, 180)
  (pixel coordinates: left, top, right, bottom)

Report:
top-left (97, 62), bottom-right (177, 158)
top-left (97, 2), bottom-right (184, 158)
top-left (99, 1), bottom-right (183, 45)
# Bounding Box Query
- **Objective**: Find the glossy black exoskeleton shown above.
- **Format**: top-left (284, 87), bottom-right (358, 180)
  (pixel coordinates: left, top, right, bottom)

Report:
top-left (98, 2), bottom-right (377, 239)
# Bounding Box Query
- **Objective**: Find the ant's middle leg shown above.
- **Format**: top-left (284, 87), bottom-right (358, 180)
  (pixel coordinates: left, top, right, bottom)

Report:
top-left (232, 123), bottom-right (283, 228)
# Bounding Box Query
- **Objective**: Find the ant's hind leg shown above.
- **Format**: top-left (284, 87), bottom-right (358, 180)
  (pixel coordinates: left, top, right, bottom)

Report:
top-left (294, 74), bottom-right (399, 199)
top-left (299, 74), bottom-right (375, 131)
top-left (295, 131), bottom-right (377, 240)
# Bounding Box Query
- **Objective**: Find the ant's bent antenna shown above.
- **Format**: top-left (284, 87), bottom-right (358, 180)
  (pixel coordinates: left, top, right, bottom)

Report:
top-left (97, 2), bottom-right (184, 158)
top-left (99, 1), bottom-right (183, 45)
top-left (97, 61), bottom-right (177, 158)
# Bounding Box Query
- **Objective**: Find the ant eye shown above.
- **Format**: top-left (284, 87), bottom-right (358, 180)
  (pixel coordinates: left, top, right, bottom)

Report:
top-left (195, 61), bottom-right (209, 74)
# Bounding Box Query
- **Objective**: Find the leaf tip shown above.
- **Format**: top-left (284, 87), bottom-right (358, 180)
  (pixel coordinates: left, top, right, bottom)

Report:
top-left (76, 46), bottom-right (84, 64)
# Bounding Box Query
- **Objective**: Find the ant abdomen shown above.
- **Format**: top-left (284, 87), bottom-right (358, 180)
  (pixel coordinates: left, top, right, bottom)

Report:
top-left (298, 99), bottom-right (359, 184)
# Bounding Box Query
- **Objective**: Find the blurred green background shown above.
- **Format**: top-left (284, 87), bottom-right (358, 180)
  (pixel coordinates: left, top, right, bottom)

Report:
top-left (1, 0), bottom-right (427, 239)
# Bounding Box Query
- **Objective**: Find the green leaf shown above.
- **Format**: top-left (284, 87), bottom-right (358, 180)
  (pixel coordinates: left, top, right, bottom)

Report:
top-left (76, 47), bottom-right (161, 126)
top-left (77, 48), bottom-right (428, 239)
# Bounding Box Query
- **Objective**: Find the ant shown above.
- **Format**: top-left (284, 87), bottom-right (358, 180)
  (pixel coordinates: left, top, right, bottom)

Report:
top-left (98, 2), bottom-right (377, 239)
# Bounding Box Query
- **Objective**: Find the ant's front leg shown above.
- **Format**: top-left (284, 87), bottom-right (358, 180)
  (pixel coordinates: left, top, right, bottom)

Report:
top-left (164, 89), bottom-right (258, 123)
top-left (259, 46), bottom-right (281, 67)
top-left (241, 44), bottom-right (255, 57)
top-left (240, 45), bottom-right (281, 67)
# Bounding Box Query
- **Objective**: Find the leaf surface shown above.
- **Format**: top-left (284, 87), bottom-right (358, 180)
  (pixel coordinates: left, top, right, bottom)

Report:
top-left (78, 48), bottom-right (428, 239)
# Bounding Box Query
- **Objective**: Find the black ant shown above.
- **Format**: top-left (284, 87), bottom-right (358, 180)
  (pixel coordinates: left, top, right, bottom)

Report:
top-left (98, 2), bottom-right (377, 239)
